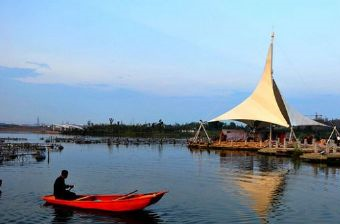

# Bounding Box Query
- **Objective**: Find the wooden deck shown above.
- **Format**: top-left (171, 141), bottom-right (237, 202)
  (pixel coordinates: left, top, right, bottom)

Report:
top-left (187, 141), bottom-right (265, 151)
top-left (300, 153), bottom-right (340, 164)
top-left (188, 141), bottom-right (340, 165)
top-left (258, 148), bottom-right (314, 156)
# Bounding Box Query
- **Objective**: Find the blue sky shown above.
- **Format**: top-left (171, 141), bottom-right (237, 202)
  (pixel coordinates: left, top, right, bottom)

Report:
top-left (0, 0), bottom-right (339, 124)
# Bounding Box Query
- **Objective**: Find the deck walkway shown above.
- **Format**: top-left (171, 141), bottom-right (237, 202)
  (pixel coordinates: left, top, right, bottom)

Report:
top-left (188, 140), bottom-right (340, 165)
top-left (300, 153), bottom-right (340, 164)
top-left (188, 141), bottom-right (265, 151)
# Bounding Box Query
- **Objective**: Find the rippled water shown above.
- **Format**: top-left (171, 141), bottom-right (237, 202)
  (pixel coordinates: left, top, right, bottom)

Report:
top-left (1, 133), bottom-right (340, 224)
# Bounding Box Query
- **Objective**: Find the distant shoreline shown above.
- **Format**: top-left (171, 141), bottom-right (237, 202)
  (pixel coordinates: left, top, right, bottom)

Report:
top-left (0, 126), bottom-right (60, 134)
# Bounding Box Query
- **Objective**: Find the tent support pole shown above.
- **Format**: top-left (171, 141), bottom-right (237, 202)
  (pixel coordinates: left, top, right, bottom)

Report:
top-left (326, 126), bottom-right (337, 146)
top-left (289, 126), bottom-right (297, 143)
top-left (201, 122), bottom-right (211, 143)
top-left (193, 121), bottom-right (211, 144)
top-left (193, 124), bottom-right (202, 143)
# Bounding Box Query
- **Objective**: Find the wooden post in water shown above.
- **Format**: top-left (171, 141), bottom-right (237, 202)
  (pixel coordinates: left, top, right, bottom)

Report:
top-left (313, 138), bottom-right (317, 153)
top-left (47, 147), bottom-right (50, 164)
top-left (283, 138), bottom-right (286, 149)
top-left (330, 140), bottom-right (335, 153)
top-left (275, 138), bottom-right (278, 149)
top-left (218, 132), bottom-right (222, 145)
top-left (269, 124), bottom-right (272, 148)
top-left (326, 141), bottom-right (329, 154)
top-left (297, 139), bottom-right (301, 149)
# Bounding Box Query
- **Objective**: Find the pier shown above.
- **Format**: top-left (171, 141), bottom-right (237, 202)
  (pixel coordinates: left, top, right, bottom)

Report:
top-left (300, 153), bottom-right (340, 164)
top-left (0, 141), bottom-right (62, 163)
top-left (187, 141), bottom-right (263, 151)
top-left (188, 138), bottom-right (340, 165)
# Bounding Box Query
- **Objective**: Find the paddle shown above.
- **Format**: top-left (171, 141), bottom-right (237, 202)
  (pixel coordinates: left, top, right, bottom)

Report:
top-left (75, 190), bottom-right (138, 201)
top-left (75, 195), bottom-right (93, 201)
top-left (113, 190), bottom-right (138, 201)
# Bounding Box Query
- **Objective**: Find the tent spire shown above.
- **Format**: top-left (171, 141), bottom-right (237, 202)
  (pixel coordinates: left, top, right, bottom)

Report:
top-left (271, 32), bottom-right (275, 44)
top-left (210, 33), bottom-right (289, 127)
top-left (210, 34), bottom-right (325, 128)
top-left (271, 32), bottom-right (274, 76)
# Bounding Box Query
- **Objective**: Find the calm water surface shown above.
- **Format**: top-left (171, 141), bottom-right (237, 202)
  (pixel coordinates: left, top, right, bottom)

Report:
top-left (0, 133), bottom-right (340, 224)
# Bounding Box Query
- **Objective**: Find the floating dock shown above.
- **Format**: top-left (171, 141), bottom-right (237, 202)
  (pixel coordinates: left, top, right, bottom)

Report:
top-left (188, 140), bottom-right (340, 165)
top-left (188, 141), bottom-right (265, 151)
top-left (258, 148), bottom-right (313, 156)
top-left (300, 153), bottom-right (340, 165)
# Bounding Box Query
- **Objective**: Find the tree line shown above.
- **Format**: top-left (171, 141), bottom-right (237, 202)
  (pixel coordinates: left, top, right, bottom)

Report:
top-left (61, 120), bottom-right (244, 138)
top-left (62, 118), bottom-right (340, 140)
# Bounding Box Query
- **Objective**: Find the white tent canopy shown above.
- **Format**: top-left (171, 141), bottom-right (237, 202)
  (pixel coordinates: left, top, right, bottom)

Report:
top-left (284, 103), bottom-right (326, 127)
top-left (210, 33), bottom-right (325, 128)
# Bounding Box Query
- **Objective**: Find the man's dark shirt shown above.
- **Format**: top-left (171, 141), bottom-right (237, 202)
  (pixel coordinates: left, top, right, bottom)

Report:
top-left (54, 176), bottom-right (67, 199)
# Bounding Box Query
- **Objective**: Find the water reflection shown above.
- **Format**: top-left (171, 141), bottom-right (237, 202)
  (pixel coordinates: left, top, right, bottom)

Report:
top-left (236, 171), bottom-right (286, 223)
top-left (48, 205), bottom-right (163, 224)
top-left (210, 150), bottom-right (288, 223)
top-left (310, 163), bottom-right (340, 177)
top-left (51, 206), bottom-right (73, 223)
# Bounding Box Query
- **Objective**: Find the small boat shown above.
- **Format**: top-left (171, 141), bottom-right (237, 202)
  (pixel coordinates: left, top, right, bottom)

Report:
top-left (34, 151), bottom-right (46, 162)
top-left (42, 191), bottom-right (167, 212)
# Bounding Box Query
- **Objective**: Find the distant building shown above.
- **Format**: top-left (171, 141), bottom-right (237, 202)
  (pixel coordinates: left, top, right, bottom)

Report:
top-left (220, 129), bottom-right (247, 141)
top-left (52, 124), bottom-right (84, 131)
top-left (219, 129), bottom-right (269, 142)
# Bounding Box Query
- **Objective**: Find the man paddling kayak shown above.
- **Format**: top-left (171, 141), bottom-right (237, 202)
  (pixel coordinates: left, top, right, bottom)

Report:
top-left (54, 170), bottom-right (77, 200)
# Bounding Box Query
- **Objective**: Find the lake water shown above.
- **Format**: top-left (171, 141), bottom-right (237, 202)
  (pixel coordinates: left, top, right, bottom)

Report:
top-left (0, 133), bottom-right (340, 224)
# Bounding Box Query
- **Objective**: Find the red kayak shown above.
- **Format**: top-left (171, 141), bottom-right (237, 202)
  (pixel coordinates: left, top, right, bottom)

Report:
top-left (42, 191), bottom-right (167, 212)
